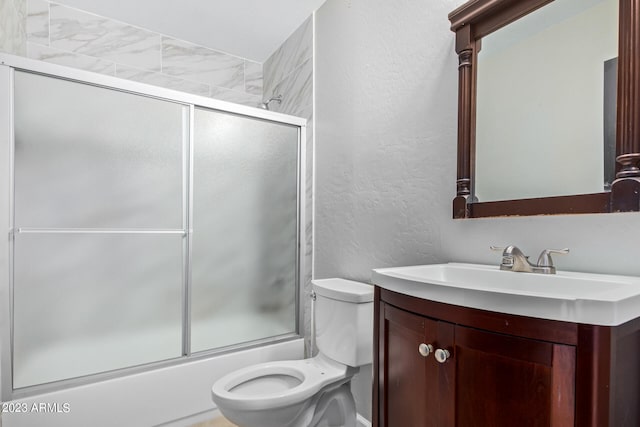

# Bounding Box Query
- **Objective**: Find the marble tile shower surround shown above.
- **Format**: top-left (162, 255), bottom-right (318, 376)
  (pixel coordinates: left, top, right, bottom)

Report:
top-left (245, 60), bottom-right (263, 95)
top-left (0, 0), bottom-right (27, 56)
top-left (270, 58), bottom-right (313, 119)
top-left (26, 41), bottom-right (115, 74)
top-left (49, 3), bottom-right (162, 71)
top-left (16, 0), bottom-right (264, 106)
top-left (115, 64), bottom-right (211, 97)
top-left (264, 16), bottom-right (312, 97)
top-left (25, 0), bottom-right (46, 44)
top-left (262, 15), bottom-right (314, 353)
top-left (162, 37), bottom-right (244, 90)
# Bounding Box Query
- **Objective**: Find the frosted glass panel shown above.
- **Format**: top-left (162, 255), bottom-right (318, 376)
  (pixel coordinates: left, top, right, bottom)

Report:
top-left (191, 109), bottom-right (298, 353)
top-left (13, 233), bottom-right (183, 388)
top-left (13, 71), bottom-right (184, 229)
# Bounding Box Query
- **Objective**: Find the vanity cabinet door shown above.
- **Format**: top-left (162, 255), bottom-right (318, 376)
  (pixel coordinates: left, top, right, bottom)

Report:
top-left (452, 325), bottom-right (576, 427)
top-left (374, 289), bottom-right (640, 427)
top-left (379, 302), bottom-right (454, 427)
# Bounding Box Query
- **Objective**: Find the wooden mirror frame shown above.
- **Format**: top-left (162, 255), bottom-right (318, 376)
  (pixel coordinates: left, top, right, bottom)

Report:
top-left (449, 0), bottom-right (640, 218)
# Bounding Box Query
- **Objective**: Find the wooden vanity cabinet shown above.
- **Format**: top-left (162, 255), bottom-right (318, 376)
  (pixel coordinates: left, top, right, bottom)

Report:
top-left (373, 287), bottom-right (640, 427)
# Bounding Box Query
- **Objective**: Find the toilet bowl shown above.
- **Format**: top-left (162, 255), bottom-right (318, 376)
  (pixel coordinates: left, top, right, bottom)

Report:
top-left (211, 354), bottom-right (357, 427)
top-left (211, 278), bottom-right (373, 427)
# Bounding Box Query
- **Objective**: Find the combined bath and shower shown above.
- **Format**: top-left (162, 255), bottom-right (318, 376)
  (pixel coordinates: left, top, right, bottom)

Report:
top-left (260, 94), bottom-right (282, 110)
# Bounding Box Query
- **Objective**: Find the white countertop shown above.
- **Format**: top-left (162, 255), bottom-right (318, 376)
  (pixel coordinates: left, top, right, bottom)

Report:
top-left (372, 263), bottom-right (640, 326)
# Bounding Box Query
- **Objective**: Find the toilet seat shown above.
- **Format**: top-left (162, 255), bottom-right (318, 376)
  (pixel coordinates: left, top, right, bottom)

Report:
top-left (211, 354), bottom-right (352, 412)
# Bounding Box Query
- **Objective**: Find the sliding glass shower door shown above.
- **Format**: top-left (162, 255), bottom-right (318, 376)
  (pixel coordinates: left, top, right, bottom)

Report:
top-left (8, 67), bottom-right (302, 391)
top-left (12, 71), bottom-right (186, 388)
top-left (191, 108), bottom-right (299, 353)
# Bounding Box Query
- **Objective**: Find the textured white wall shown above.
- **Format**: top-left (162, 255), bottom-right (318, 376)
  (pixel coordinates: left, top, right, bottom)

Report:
top-left (315, 0), bottom-right (640, 288)
top-left (315, 0), bottom-right (640, 419)
top-left (315, 0), bottom-right (460, 283)
top-left (315, 0), bottom-right (462, 419)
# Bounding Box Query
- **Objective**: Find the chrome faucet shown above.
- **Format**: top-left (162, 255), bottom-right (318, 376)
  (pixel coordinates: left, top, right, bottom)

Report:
top-left (490, 245), bottom-right (569, 274)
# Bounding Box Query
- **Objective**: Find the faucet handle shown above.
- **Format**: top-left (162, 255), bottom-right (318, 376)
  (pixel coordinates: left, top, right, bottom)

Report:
top-left (537, 248), bottom-right (570, 267)
top-left (490, 245), bottom-right (525, 256)
top-left (490, 245), bottom-right (528, 270)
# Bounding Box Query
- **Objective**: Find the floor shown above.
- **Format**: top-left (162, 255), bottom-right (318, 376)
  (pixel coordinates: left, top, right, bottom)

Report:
top-left (189, 417), bottom-right (237, 427)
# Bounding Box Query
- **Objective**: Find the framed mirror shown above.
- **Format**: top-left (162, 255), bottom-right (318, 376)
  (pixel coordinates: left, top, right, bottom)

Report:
top-left (449, 0), bottom-right (640, 218)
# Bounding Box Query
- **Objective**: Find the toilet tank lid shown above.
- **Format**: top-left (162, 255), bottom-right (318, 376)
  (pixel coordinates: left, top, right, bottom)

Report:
top-left (312, 278), bottom-right (374, 303)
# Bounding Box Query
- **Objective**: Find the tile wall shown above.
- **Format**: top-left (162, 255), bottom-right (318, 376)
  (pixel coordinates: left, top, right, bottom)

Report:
top-left (262, 16), bottom-right (314, 351)
top-left (1, 0), bottom-right (263, 107)
top-left (263, 16), bottom-right (313, 120)
top-left (0, 0), bottom-right (26, 56)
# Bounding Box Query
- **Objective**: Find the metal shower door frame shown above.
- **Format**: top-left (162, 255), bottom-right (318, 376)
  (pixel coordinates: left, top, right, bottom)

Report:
top-left (0, 53), bottom-right (307, 400)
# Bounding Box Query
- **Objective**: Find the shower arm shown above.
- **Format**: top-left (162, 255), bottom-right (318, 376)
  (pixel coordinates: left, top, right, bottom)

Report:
top-left (260, 94), bottom-right (283, 110)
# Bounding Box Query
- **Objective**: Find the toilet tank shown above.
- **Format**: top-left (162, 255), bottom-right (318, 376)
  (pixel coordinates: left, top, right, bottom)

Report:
top-left (312, 278), bottom-right (374, 367)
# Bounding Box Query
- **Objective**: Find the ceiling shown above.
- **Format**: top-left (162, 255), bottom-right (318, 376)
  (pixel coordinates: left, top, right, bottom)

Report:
top-left (53, 0), bottom-right (327, 63)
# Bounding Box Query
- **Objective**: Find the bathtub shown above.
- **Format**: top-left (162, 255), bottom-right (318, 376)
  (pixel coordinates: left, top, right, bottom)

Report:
top-left (1, 339), bottom-right (304, 427)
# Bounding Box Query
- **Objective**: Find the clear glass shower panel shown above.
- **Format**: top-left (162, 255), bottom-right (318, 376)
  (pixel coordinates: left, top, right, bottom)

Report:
top-left (13, 233), bottom-right (184, 388)
top-left (191, 108), bottom-right (299, 353)
top-left (13, 71), bottom-right (185, 229)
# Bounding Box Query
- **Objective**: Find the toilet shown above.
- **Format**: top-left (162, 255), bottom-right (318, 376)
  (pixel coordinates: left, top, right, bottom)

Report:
top-left (211, 278), bottom-right (374, 427)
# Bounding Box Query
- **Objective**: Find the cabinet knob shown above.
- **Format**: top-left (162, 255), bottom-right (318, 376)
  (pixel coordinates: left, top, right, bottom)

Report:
top-left (434, 348), bottom-right (450, 363)
top-left (418, 343), bottom-right (434, 357)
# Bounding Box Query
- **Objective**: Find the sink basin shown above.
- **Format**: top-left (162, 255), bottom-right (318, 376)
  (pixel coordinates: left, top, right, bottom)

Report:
top-left (371, 263), bottom-right (640, 326)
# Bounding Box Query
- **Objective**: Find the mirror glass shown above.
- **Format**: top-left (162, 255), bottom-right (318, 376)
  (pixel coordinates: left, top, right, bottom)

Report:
top-left (474, 0), bottom-right (618, 202)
